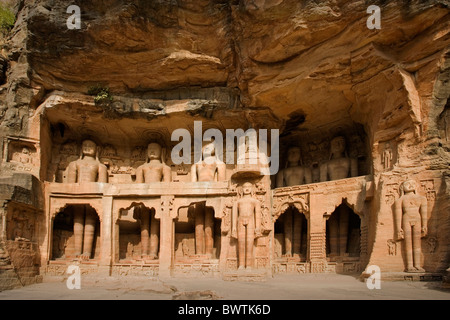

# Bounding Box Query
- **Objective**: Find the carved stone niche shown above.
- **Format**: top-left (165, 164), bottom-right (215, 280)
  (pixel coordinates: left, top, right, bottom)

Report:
top-left (2, 137), bottom-right (39, 175)
top-left (273, 188), bottom-right (310, 262)
top-left (6, 205), bottom-right (38, 242)
top-left (277, 125), bottom-right (369, 186)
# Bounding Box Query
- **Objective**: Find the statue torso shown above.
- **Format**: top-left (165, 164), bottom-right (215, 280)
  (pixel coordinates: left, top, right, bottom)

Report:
top-left (141, 163), bottom-right (165, 182)
top-left (283, 166), bottom-right (306, 186)
top-left (196, 161), bottom-right (217, 182)
top-left (75, 158), bottom-right (100, 183)
top-left (327, 157), bottom-right (351, 181)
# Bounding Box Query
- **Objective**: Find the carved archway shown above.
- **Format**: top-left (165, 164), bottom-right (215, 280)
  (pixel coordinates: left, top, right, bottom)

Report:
top-left (49, 197), bottom-right (103, 222)
top-left (50, 204), bottom-right (101, 261)
top-left (113, 201), bottom-right (160, 263)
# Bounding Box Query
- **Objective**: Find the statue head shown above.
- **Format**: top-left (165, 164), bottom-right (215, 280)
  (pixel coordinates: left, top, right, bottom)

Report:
top-left (22, 147), bottom-right (30, 155)
top-left (238, 182), bottom-right (255, 197)
top-left (202, 141), bottom-right (216, 159)
top-left (286, 147), bottom-right (301, 167)
top-left (81, 140), bottom-right (97, 158)
top-left (147, 143), bottom-right (162, 161)
top-left (401, 179), bottom-right (416, 195)
top-left (330, 136), bottom-right (346, 158)
top-left (242, 182), bottom-right (253, 195)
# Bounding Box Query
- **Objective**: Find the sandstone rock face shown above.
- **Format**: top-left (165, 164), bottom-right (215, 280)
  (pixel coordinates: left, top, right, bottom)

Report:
top-left (0, 0), bottom-right (449, 286)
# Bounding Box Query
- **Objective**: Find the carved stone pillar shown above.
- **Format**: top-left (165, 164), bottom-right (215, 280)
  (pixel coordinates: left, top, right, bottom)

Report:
top-left (0, 201), bottom-right (7, 241)
top-left (308, 195), bottom-right (326, 273)
top-left (158, 195), bottom-right (174, 277)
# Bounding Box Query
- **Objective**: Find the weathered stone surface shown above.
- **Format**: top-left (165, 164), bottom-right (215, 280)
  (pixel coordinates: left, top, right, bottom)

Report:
top-left (0, 0), bottom-right (448, 290)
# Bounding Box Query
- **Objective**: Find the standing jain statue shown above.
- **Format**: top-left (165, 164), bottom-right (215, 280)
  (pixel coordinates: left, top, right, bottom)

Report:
top-left (67, 140), bottom-right (107, 260)
top-left (394, 180), bottom-right (428, 272)
top-left (276, 146), bottom-right (311, 257)
top-left (232, 182), bottom-right (262, 270)
top-left (135, 142), bottom-right (171, 259)
top-left (190, 141), bottom-right (226, 257)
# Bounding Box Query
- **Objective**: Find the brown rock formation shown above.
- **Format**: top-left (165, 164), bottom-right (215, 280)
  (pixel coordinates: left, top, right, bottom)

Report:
top-left (0, 0), bottom-right (448, 285)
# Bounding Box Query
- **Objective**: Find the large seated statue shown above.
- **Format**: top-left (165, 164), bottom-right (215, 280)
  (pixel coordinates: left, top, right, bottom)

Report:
top-left (67, 139), bottom-right (108, 183)
top-left (135, 142), bottom-right (171, 183)
top-left (320, 136), bottom-right (358, 182)
top-left (276, 146), bottom-right (312, 187)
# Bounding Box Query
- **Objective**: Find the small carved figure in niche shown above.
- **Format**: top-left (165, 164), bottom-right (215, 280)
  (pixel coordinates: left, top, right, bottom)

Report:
top-left (427, 237), bottom-right (437, 254)
top-left (13, 221), bottom-right (26, 241)
top-left (382, 142), bottom-right (394, 170)
top-left (136, 143), bottom-right (171, 183)
top-left (232, 182), bottom-right (262, 270)
top-left (320, 136), bottom-right (358, 182)
top-left (67, 140), bottom-right (108, 183)
top-left (12, 147), bottom-right (32, 165)
top-left (182, 238), bottom-right (190, 257)
top-left (0, 244), bottom-right (10, 266)
top-left (394, 180), bottom-right (428, 272)
top-left (276, 147), bottom-right (312, 187)
top-left (127, 242), bottom-right (134, 259)
top-left (387, 239), bottom-right (397, 256)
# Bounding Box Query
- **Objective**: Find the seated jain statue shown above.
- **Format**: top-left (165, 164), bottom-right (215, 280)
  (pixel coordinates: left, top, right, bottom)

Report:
top-left (67, 140), bottom-right (108, 183)
top-left (190, 142), bottom-right (226, 257)
top-left (395, 180), bottom-right (428, 272)
top-left (191, 141), bottom-right (226, 182)
top-left (231, 182), bottom-right (262, 270)
top-left (136, 143), bottom-right (171, 183)
top-left (320, 136), bottom-right (358, 182)
top-left (276, 146), bottom-right (312, 187)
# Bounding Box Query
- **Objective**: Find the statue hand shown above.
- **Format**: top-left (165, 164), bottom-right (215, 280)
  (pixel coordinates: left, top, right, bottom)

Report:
top-left (421, 227), bottom-right (427, 238)
top-left (397, 229), bottom-right (404, 240)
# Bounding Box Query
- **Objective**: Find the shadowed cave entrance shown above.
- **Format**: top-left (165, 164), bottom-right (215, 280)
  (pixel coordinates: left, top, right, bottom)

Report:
top-left (175, 203), bottom-right (221, 262)
top-left (326, 203), bottom-right (361, 261)
top-left (117, 205), bottom-right (160, 262)
top-left (52, 204), bottom-right (100, 260)
top-left (274, 206), bottom-right (308, 260)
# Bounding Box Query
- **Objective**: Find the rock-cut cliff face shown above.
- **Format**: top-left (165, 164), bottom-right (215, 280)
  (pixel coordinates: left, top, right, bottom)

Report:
top-left (0, 0), bottom-right (449, 275)
top-left (1, 1), bottom-right (448, 149)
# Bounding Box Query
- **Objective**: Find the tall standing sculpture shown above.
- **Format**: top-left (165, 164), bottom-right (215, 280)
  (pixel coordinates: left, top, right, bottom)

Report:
top-left (394, 180), bottom-right (428, 272)
top-left (320, 136), bottom-right (358, 257)
top-left (232, 182), bottom-right (262, 270)
top-left (135, 142), bottom-right (171, 259)
top-left (191, 142), bottom-right (226, 257)
top-left (67, 140), bottom-right (107, 259)
top-left (276, 146), bottom-right (310, 257)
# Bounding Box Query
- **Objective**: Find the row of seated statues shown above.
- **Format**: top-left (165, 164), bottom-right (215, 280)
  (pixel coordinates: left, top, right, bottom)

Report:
top-left (276, 136), bottom-right (358, 187)
top-left (66, 135), bottom-right (359, 186)
top-left (56, 138), bottom-right (428, 273)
